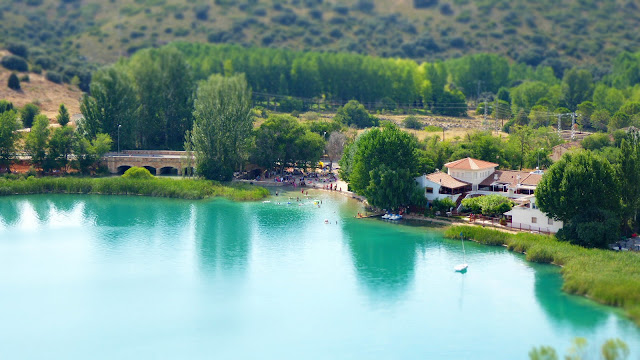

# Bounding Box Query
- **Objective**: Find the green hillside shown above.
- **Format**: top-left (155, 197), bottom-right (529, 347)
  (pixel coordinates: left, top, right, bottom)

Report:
top-left (1, 0), bottom-right (639, 82)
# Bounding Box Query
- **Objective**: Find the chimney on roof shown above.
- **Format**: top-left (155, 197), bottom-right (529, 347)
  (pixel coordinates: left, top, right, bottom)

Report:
top-left (494, 174), bottom-right (498, 180)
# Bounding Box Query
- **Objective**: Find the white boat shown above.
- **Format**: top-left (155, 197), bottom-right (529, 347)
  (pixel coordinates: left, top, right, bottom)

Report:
top-left (454, 263), bottom-right (468, 272)
top-left (455, 232), bottom-right (468, 272)
top-left (381, 214), bottom-right (391, 219)
top-left (389, 214), bottom-right (403, 220)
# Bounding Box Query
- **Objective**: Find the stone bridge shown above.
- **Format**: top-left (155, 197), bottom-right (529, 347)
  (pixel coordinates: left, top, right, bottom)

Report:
top-left (103, 150), bottom-right (195, 175)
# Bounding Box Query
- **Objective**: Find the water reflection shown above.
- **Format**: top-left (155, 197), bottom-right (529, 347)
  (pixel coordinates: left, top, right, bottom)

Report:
top-left (342, 220), bottom-right (420, 300)
top-left (194, 200), bottom-right (251, 274)
top-left (81, 196), bottom-right (192, 228)
top-left (0, 198), bottom-right (22, 226)
top-left (534, 264), bottom-right (607, 330)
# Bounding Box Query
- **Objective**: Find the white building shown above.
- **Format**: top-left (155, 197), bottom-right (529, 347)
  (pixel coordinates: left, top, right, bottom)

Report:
top-left (416, 157), bottom-right (562, 233)
top-left (505, 195), bottom-right (563, 233)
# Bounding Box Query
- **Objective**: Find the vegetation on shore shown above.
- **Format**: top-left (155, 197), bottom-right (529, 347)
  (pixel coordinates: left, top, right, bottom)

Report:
top-left (0, 175), bottom-right (269, 201)
top-left (444, 225), bottom-right (640, 326)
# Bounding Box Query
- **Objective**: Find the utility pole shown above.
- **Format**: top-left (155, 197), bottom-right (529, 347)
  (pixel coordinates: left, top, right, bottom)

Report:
top-left (557, 114), bottom-right (563, 137)
top-left (571, 112), bottom-right (577, 141)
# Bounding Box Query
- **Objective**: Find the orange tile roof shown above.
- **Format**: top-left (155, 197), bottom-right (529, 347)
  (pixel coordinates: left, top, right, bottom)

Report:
top-left (425, 172), bottom-right (470, 189)
top-left (444, 157), bottom-right (499, 170)
top-left (478, 170), bottom-right (543, 187)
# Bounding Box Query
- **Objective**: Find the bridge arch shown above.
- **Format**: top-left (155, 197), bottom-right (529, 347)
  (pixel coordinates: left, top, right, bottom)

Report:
top-left (159, 166), bottom-right (179, 176)
top-left (117, 165), bottom-right (132, 175)
top-left (143, 166), bottom-right (157, 175)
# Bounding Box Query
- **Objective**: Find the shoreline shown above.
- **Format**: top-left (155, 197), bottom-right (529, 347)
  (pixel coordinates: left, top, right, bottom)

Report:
top-left (0, 176), bottom-right (269, 201)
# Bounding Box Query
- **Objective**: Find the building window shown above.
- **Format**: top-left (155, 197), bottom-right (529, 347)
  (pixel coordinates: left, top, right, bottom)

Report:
top-left (426, 187), bottom-right (434, 194)
top-left (548, 218), bottom-right (553, 225)
top-left (532, 217), bottom-right (537, 224)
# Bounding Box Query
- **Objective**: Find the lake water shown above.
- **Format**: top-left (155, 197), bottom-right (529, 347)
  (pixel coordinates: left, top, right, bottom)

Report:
top-left (0, 192), bottom-right (639, 359)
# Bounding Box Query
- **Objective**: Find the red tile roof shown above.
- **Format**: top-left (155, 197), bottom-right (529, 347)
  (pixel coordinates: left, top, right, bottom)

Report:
top-left (478, 170), bottom-right (542, 187)
top-left (444, 157), bottom-right (499, 170)
top-left (425, 172), bottom-right (471, 189)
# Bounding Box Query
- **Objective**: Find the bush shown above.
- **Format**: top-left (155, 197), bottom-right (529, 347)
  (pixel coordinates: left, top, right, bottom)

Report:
top-left (377, 97), bottom-right (397, 111)
top-left (45, 71), bottom-right (63, 84)
top-left (193, 4), bottom-right (210, 20)
top-left (279, 97), bottom-right (304, 112)
top-left (8, 73), bottom-right (20, 91)
top-left (424, 125), bottom-right (442, 132)
top-left (122, 166), bottom-right (155, 180)
top-left (0, 100), bottom-right (14, 113)
top-left (1, 55), bottom-right (29, 72)
top-left (334, 100), bottom-right (378, 128)
top-left (403, 115), bottom-right (423, 129)
top-left (6, 42), bottom-right (28, 58)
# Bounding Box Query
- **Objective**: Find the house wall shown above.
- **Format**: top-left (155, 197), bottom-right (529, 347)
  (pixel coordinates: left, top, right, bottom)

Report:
top-left (505, 199), bottom-right (563, 233)
top-left (448, 167), bottom-right (496, 186)
top-left (415, 175), bottom-right (461, 203)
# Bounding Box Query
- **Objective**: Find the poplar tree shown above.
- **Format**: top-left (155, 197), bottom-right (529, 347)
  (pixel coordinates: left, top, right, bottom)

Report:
top-left (192, 74), bottom-right (253, 181)
top-left (0, 110), bottom-right (22, 172)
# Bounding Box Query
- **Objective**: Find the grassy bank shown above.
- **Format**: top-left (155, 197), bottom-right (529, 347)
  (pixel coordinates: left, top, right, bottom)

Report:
top-left (0, 177), bottom-right (269, 201)
top-left (444, 225), bottom-right (640, 325)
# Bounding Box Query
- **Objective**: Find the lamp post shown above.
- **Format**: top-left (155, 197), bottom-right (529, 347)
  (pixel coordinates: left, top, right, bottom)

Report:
top-left (118, 124), bottom-right (121, 153)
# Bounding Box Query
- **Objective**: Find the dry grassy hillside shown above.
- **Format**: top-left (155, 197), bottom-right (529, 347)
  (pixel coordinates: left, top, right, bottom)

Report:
top-left (0, 51), bottom-right (82, 120)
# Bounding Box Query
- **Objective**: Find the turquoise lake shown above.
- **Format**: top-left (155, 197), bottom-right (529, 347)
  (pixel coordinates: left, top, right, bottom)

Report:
top-left (0, 191), bottom-right (639, 359)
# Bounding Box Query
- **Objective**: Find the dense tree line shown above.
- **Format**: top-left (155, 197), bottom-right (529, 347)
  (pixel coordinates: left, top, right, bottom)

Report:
top-left (172, 42), bottom-right (468, 116)
top-left (0, 101), bottom-right (111, 174)
top-left (81, 47), bottom-right (195, 150)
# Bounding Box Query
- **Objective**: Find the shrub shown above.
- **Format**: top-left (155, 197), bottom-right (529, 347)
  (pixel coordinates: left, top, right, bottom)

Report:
top-left (45, 71), bottom-right (63, 84)
top-left (377, 97), bottom-right (397, 111)
top-left (193, 4), bottom-right (210, 20)
top-left (1, 55), bottom-right (29, 72)
top-left (8, 73), bottom-right (20, 91)
top-left (6, 42), bottom-right (28, 58)
top-left (0, 100), bottom-right (14, 113)
top-left (413, 0), bottom-right (438, 8)
top-left (122, 166), bottom-right (155, 180)
top-left (403, 115), bottom-right (423, 129)
top-left (424, 125), bottom-right (442, 132)
top-left (334, 100), bottom-right (378, 128)
top-left (279, 97), bottom-right (304, 112)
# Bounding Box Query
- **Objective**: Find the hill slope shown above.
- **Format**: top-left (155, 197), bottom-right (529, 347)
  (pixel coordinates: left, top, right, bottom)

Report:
top-left (1, 0), bottom-right (638, 77)
top-left (0, 50), bottom-right (82, 119)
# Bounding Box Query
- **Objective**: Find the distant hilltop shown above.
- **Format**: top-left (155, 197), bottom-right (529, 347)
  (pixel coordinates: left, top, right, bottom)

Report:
top-left (0, 0), bottom-right (638, 76)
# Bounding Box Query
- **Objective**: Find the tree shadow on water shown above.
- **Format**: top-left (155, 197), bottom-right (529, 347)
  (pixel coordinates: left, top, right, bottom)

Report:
top-left (194, 201), bottom-right (252, 275)
top-left (342, 220), bottom-right (420, 302)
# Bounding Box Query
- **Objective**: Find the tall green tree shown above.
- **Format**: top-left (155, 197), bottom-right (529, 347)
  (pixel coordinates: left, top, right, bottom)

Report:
top-left (129, 47), bottom-right (195, 149)
top-left (45, 126), bottom-right (74, 172)
top-left (191, 74), bottom-right (253, 181)
top-left (0, 110), bottom-right (22, 172)
top-left (252, 114), bottom-right (324, 174)
top-left (80, 67), bottom-right (137, 149)
top-left (72, 133), bottom-right (112, 174)
top-left (20, 103), bottom-right (39, 128)
top-left (536, 151), bottom-right (621, 248)
top-left (618, 132), bottom-right (640, 233)
top-left (25, 114), bottom-right (50, 170)
top-left (563, 68), bottom-right (594, 111)
top-left (56, 104), bottom-right (70, 127)
top-left (343, 124), bottom-right (421, 209)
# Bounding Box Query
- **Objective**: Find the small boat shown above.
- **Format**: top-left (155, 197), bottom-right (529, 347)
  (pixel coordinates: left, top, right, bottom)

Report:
top-left (324, 219), bottom-right (329, 224)
top-left (381, 214), bottom-right (391, 219)
top-left (455, 232), bottom-right (468, 272)
top-left (388, 214), bottom-right (403, 221)
top-left (454, 263), bottom-right (468, 272)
